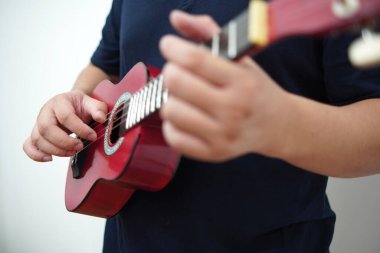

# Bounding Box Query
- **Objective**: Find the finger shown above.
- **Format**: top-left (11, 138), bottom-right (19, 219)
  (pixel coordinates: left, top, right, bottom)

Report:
top-left (169, 10), bottom-right (220, 41)
top-left (53, 98), bottom-right (98, 141)
top-left (82, 96), bottom-right (108, 124)
top-left (55, 108), bottom-right (97, 141)
top-left (23, 137), bottom-right (53, 162)
top-left (37, 105), bottom-right (87, 150)
top-left (162, 63), bottom-right (223, 115)
top-left (160, 35), bottom-right (246, 87)
top-left (160, 96), bottom-right (221, 142)
top-left (34, 134), bottom-right (77, 158)
top-left (162, 121), bottom-right (226, 162)
top-left (38, 122), bottom-right (84, 151)
top-left (32, 124), bottom-right (81, 154)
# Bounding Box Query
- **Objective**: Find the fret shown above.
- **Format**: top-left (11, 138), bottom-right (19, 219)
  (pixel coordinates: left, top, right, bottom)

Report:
top-left (141, 86), bottom-right (148, 119)
top-left (124, 75), bottom-right (168, 130)
top-left (128, 94), bottom-right (134, 127)
top-left (203, 9), bottom-right (252, 60)
top-left (162, 89), bottom-right (169, 104)
top-left (228, 21), bottom-right (238, 59)
top-left (133, 92), bottom-right (141, 125)
top-left (211, 34), bottom-right (220, 56)
top-left (156, 75), bottom-right (163, 109)
top-left (126, 95), bottom-right (134, 128)
top-left (140, 88), bottom-right (147, 121)
top-left (139, 88), bottom-right (146, 121)
top-left (146, 82), bottom-right (153, 116)
top-left (136, 89), bottom-right (142, 122)
top-left (160, 75), bottom-right (169, 104)
top-left (233, 10), bottom-right (253, 57)
top-left (151, 78), bottom-right (158, 112)
top-left (134, 92), bottom-right (140, 124)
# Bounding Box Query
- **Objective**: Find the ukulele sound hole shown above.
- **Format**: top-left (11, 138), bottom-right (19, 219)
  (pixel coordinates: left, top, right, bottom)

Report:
top-left (104, 92), bottom-right (131, 156)
top-left (110, 106), bottom-right (125, 144)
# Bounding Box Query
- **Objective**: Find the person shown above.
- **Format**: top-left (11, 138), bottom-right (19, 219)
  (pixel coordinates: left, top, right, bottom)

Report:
top-left (23, 1), bottom-right (380, 252)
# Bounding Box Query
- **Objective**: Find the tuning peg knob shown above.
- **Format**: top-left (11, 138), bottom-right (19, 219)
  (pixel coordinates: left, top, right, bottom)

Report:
top-left (349, 29), bottom-right (380, 68)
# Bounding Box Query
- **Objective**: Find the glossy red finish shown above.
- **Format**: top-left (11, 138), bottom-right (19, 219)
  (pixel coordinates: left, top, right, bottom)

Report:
top-left (65, 62), bottom-right (180, 218)
top-left (269, 0), bottom-right (380, 43)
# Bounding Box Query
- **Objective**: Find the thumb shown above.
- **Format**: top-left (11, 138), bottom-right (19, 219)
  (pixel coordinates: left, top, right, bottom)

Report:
top-left (80, 94), bottom-right (108, 124)
top-left (169, 10), bottom-right (220, 41)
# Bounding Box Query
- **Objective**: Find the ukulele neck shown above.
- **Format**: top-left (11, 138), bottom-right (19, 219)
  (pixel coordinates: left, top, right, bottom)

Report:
top-left (203, 0), bottom-right (380, 60)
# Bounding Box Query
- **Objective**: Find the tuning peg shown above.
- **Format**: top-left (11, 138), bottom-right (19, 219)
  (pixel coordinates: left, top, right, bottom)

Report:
top-left (348, 28), bottom-right (380, 68)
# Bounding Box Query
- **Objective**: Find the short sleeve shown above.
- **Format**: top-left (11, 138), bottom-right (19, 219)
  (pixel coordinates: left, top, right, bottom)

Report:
top-left (323, 31), bottom-right (380, 105)
top-left (90, 0), bottom-right (122, 76)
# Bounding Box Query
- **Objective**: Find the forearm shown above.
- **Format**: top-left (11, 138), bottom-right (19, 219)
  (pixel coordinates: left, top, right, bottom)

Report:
top-left (72, 63), bottom-right (119, 94)
top-left (269, 94), bottom-right (380, 178)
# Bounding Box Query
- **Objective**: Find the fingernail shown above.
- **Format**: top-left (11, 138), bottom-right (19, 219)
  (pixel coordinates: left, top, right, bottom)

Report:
top-left (96, 110), bottom-right (106, 122)
top-left (75, 142), bottom-right (83, 150)
top-left (87, 133), bottom-right (97, 141)
top-left (43, 156), bottom-right (52, 162)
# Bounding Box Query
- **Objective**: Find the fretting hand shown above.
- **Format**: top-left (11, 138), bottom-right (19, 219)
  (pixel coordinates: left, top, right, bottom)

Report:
top-left (159, 11), bottom-right (290, 162)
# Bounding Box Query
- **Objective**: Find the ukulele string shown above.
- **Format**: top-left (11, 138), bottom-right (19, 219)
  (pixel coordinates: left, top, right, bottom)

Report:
top-left (86, 103), bottom-right (125, 130)
top-left (74, 106), bottom-right (130, 155)
top-left (86, 73), bottom-right (163, 130)
top-left (75, 20), bottom-right (251, 150)
top-left (81, 73), bottom-right (165, 148)
top-left (77, 104), bottom-right (129, 153)
top-left (74, 105), bottom-right (138, 156)
top-left (75, 81), bottom-right (164, 155)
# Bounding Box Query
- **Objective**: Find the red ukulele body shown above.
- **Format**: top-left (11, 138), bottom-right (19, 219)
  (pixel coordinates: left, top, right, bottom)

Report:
top-left (65, 63), bottom-right (179, 218)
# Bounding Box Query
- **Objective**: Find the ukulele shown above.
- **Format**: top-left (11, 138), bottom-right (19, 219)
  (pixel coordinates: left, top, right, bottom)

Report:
top-left (65, 0), bottom-right (380, 218)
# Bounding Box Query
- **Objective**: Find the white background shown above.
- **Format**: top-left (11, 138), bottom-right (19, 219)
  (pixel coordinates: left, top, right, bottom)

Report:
top-left (0, 1), bottom-right (380, 252)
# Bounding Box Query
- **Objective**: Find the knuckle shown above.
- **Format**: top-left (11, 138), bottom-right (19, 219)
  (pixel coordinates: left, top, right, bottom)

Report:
top-left (222, 100), bottom-right (249, 123)
top-left (30, 131), bottom-right (39, 144)
top-left (37, 122), bottom-right (50, 136)
top-left (75, 127), bottom-right (90, 140)
top-left (217, 122), bottom-right (240, 143)
top-left (208, 144), bottom-right (228, 161)
top-left (58, 111), bottom-right (71, 125)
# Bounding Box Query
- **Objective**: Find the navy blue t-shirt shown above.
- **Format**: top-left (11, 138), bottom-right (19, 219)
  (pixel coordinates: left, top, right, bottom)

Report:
top-left (91, 1), bottom-right (380, 252)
